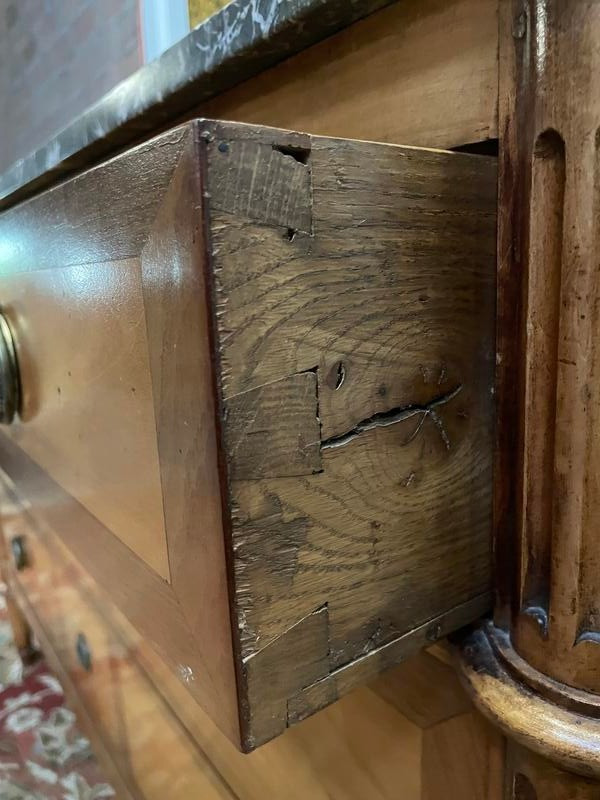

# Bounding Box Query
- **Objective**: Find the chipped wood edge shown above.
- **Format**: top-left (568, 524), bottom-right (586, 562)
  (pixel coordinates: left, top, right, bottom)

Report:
top-left (243, 592), bottom-right (491, 747)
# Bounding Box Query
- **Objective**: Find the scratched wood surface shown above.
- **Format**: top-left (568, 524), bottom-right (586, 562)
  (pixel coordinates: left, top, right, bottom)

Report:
top-left (203, 120), bottom-right (497, 746)
top-left (0, 119), bottom-right (496, 749)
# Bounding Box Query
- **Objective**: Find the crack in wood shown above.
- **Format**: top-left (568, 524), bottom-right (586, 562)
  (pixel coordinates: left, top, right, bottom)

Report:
top-left (320, 384), bottom-right (463, 451)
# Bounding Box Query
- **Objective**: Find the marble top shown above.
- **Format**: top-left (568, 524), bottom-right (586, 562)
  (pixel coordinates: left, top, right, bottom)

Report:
top-left (0, 0), bottom-right (396, 209)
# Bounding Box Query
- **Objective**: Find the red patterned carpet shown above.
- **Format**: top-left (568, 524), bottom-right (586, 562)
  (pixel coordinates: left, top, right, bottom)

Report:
top-left (0, 596), bottom-right (115, 800)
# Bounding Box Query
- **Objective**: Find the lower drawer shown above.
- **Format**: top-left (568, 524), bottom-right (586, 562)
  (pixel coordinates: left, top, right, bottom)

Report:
top-left (0, 469), bottom-right (504, 800)
top-left (0, 473), bottom-right (236, 800)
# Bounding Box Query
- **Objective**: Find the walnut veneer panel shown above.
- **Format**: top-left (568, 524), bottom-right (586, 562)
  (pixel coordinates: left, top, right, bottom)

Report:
top-left (0, 125), bottom-right (240, 747)
top-left (0, 119), bottom-right (496, 749)
top-left (0, 261), bottom-right (168, 580)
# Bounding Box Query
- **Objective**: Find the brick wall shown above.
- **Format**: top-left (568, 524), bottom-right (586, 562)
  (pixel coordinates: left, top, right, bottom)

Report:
top-left (0, 0), bottom-right (142, 173)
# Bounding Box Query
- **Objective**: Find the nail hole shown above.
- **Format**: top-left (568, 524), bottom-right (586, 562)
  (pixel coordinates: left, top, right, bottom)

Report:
top-left (272, 143), bottom-right (310, 165)
top-left (286, 228), bottom-right (297, 242)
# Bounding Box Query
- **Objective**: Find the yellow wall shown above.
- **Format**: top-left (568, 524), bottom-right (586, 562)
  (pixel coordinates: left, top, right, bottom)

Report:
top-left (188, 0), bottom-right (231, 29)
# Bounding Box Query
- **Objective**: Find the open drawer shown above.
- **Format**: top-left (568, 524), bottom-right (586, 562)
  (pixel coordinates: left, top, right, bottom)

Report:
top-left (0, 119), bottom-right (496, 750)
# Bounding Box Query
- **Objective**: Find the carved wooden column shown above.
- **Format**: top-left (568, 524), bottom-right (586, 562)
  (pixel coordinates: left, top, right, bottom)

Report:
top-left (457, 0), bottom-right (600, 795)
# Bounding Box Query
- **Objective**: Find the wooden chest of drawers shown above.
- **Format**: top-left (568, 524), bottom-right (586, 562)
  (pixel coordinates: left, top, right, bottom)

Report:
top-left (5, 0), bottom-right (600, 795)
top-left (0, 118), bottom-right (495, 750)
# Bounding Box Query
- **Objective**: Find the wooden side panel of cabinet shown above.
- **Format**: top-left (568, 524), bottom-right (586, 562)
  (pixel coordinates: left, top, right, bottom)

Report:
top-left (0, 119), bottom-right (496, 749)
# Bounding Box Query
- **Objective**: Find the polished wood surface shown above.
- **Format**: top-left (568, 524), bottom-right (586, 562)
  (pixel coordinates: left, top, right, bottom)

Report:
top-left (457, 0), bottom-right (600, 794)
top-left (507, 745), bottom-right (600, 800)
top-left (459, 625), bottom-right (600, 780)
top-left (0, 471), bottom-right (505, 799)
top-left (0, 118), bottom-right (496, 749)
top-left (0, 261), bottom-right (168, 579)
top-left (0, 126), bottom-right (241, 746)
top-left (196, 0), bottom-right (498, 150)
top-left (0, 482), bottom-right (236, 800)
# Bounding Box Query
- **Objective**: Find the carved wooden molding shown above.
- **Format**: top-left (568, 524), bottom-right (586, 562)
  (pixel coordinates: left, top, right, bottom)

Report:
top-left (458, 0), bottom-right (600, 793)
top-left (501, 0), bottom-right (600, 691)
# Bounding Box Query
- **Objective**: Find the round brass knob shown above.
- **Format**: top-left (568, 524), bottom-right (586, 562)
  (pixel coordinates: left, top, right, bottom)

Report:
top-left (0, 313), bottom-right (20, 424)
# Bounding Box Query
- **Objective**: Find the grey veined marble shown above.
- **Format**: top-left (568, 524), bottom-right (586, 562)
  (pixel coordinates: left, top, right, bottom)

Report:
top-left (0, 0), bottom-right (397, 209)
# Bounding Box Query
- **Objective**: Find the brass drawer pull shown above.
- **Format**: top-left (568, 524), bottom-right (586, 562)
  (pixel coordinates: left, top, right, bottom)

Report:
top-left (0, 313), bottom-right (19, 424)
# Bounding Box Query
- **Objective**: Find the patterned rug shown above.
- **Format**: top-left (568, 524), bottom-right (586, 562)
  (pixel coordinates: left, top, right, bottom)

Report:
top-left (0, 593), bottom-right (115, 800)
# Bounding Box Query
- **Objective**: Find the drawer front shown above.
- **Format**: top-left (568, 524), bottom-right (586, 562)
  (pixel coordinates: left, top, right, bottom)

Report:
top-left (0, 125), bottom-right (240, 744)
top-left (0, 119), bottom-right (496, 749)
top-left (1, 261), bottom-right (167, 578)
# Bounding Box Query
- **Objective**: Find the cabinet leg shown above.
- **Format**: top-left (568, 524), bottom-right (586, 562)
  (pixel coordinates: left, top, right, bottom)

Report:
top-left (456, 0), bottom-right (600, 794)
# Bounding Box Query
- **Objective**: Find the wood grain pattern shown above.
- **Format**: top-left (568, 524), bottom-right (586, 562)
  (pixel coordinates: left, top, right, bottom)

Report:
top-left (457, 3), bottom-right (600, 794)
top-left (226, 372), bottom-right (321, 480)
top-left (495, 0), bottom-right (600, 694)
top-left (204, 120), bottom-right (497, 745)
top-left (0, 125), bottom-right (241, 747)
top-left (0, 119), bottom-right (497, 749)
top-left (196, 0), bottom-right (498, 150)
